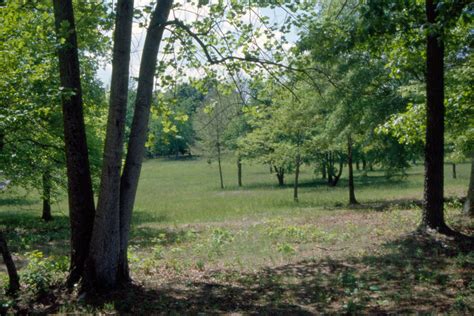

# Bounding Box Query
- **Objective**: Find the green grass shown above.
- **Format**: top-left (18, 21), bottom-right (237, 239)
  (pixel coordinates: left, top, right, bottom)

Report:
top-left (0, 159), bottom-right (472, 314)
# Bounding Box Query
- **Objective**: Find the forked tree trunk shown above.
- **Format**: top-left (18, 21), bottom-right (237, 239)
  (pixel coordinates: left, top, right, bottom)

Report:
top-left (274, 166), bottom-right (285, 186)
top-left (42, 170), bottom-right (52, 221)
top-left (464, 157), bottom-right (474, 217)
top-left (0, 232), bottom-right (20, 295)
top-left (293, 154), bottom-right (301, 202)
top-left (118, 0), bottom-right (174, 283)
top-left (237, 156), bottom-right (242, 187)
top-left (421, 0), bottom-right (450, 233)
top-left (86, 0), bottom-right (134, 289)
top-left (52, 0), bottom-right (96, 286)
top-left (347, 135), bottom-right (358, 205)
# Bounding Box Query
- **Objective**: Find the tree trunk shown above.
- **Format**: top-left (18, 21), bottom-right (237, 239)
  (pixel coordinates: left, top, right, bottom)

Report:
top-left (420, 0), bottom-right (450, 233)
top-left (237, 156), bottom-right (242, 187)
top-left (86, 0), bottom-right (134, 289)
top-left (42, 170), bottom-right (52, 222)
top-left (362, 157), bottom-right (366, 170)
top-left (347, 135), bottom-right (358, 205)
top-left (452, 163), bottom-right (456, 179)
top-left (118, 0), bottom-right (174, 283)
top-left (294, 155), bottom-right (301, 202)
top-left (464, 156), bottom-right (474, 217)
top-left (321, 160), bottom-right (327, 179)
top-left (274, 166), bottom-right (285, 186)
top-left (52, 0), bottom-right (96, 286)
top-left (217, 142), bottom-right (224, 189)
top-left (0, 231), bottom-right (20, 295)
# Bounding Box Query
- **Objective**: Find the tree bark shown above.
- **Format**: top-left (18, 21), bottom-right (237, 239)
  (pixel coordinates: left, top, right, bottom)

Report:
top-left (421, 0), bottom-right (450, 233)
top-left (464, 156), bottom-right (474, 217)
top-left (452, 163), bottom-right (456, 179)
top-left (52, 0), bottom-right (96, 286)
top-left (0, 231), bottom-right (20, 295)
top-left (237, 156), bottom-right (242, 187)
top-left (86, 0), bottom-right (134, 289)
top-left (294, 154), bottom-right (301, 202)
top-left (347, 135), bottom-right (358, 205)
top-left (42, 170), bottom-right (52, 222)
top-left (118, 0), bottom-right (174, 283)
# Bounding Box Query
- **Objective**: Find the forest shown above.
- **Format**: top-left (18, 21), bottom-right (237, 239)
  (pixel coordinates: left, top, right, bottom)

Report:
top-left (0, 0), bottom-right (473, 313)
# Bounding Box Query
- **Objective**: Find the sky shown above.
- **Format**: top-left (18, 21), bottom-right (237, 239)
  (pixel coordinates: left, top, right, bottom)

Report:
top-left (96, 0), bottom-right (301, 86)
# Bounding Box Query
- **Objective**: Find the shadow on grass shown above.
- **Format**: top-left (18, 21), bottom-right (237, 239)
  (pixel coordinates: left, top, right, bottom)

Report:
top-left (0, 197), bottom-right (37, 206)
top-left (71, 232), bottom-right (474, 314)
top-left (0, 212), bottom-right (70, 255)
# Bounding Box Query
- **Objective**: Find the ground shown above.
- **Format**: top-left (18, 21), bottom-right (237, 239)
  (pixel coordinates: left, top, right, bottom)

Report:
top-left (1, 159), bottom-right (473, 314)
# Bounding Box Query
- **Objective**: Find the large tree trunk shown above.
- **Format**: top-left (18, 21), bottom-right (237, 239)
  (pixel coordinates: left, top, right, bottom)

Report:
top-left (293, 154), bottom-right (301, 202)
top-left (118, 0), bottom-right (174, 283)
top-left (52, 0), bottom-right (96, 286)
top-left (0, 231), bottom-right (20, 295)
top-left (86, 0), bottom-right (134, 289)
top-left (347, 135), bottom-right (358, 205)
top-left (42, 170), bottom-right (52, 222)
top-left (421, 0), bottom-right (450, 233)
top-left (464, 156), bottom-right (474, 217)
top-left (237, 156), bottom-right (242, 187)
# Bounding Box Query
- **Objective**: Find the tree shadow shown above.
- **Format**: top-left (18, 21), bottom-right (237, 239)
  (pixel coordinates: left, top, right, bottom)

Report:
top-left (67, 232), bottom-right (473, 314)
top-left (0, 197), bottom-right (37, 206)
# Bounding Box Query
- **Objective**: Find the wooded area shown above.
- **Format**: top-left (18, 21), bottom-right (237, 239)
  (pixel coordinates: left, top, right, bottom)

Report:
top-left (0, 0), bottom-right (473, 313)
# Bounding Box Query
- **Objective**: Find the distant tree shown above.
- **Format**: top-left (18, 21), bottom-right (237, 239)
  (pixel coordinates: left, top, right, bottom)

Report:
top-left (195, 86), bottom-right (241, 189)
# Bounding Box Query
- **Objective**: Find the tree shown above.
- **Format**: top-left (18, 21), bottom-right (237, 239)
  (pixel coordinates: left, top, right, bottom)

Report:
top-left (195, 85), bottom-right (241, 189)
top-left (0, 1), bottom-right (107, 222)
top-left (50, 0), bottom-right (311, 289)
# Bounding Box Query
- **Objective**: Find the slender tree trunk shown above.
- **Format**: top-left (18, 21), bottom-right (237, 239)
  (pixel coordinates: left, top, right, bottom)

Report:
top-left (347, 135), bottom-right (358, 205)
top-left (118, 0), bottom-right (174, 282)
top-left (362, 158), bottom-right (367, 170)
top-left (464, 156), bottom-right (474, 216)
top-left (321, 160), bottom-right (327, 179)
top-left (217, 141), bottom-right (224, 189)
top-left (356, 160), bottom-right (360, 171)
top-left (0, 231), bottom-right (20, 295)
top-left (294, 154), bottom-right (301, 202)
top-left (269, 164), bottom-right (273, 174)
top-left (421, 0), bottom-right (450, 233)
top-left (452, 163), bottom-right (456, 179)
top-left (42, 170), bottom-right (52, 221)
top-left (52, 0), bottom-right (96, 286)
top-left (86, 0), bottom-right (134, 289)
top-left (237, 156), bottom-right (242, 187)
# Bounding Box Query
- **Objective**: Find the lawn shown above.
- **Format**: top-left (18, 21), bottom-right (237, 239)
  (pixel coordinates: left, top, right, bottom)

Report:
top-left (1, 159), bottom-right (473, 313)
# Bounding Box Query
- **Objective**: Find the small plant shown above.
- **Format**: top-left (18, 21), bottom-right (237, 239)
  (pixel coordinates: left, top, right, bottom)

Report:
top-left (22, 250), bottom-right (67, 295)
top-left (210, 228), bottom-right (234, 251)
top-left (276, 242), bottom-right (296, 255)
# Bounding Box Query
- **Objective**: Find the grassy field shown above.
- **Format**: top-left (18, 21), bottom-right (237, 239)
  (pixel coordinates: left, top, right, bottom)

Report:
top-left (1, 159), bottom-right (473, 313)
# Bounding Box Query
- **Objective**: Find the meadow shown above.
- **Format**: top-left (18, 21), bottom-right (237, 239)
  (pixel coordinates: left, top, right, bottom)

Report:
top-left (1, 159), bottom-right (473, 313)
